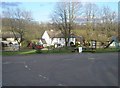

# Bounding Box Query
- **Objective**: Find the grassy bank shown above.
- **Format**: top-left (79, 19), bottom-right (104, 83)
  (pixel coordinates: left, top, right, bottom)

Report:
top-left (83, 48), bottom-right (120, 53)
top-left (95, 48), bottom-right (120, 53)
top-left (2, 47), bottom-right (72, 56)
top-left (1, 47), bottom-right (120, 56)
top-left (2, 50), bottom-right (36, 56)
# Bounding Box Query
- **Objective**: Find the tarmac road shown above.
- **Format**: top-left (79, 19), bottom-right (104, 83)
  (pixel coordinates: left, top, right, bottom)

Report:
top-left (2, 53), bottom-right (118, 86)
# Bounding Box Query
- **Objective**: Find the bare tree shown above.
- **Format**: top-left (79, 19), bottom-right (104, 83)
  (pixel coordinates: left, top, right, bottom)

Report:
top-left (52, 1), bottom-right (82, 46)
top-left (83, 3), bottom-right (99, 41)
top-left (99, 6), bottom-right (117, 38)
top-left (2, 7), bottom-right (32, 50)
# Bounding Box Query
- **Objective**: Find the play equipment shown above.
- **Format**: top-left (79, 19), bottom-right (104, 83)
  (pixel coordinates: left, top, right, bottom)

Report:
top-left (91, 40), bottom-right (97, 49)
top-left (104, 36), bottom-right (119, 49)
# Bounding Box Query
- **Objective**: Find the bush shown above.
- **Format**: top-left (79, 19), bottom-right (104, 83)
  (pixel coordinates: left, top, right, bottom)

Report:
top-left (21, 41), bottom-right (28, 48)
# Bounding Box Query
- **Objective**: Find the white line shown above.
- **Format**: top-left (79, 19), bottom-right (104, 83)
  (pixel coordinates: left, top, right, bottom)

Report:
top-left (3, 62), bottom-right (11, 64)
top-left (38, 74), bottom-right (42, 77)
top-left (58, 83), bottom-right (65, 86)
top-left (38, 74), bottom-right (49, 80)
top-left (88, 58), bottom-right (95, 60)
top-left (25, 65), bottom-right (28, 68)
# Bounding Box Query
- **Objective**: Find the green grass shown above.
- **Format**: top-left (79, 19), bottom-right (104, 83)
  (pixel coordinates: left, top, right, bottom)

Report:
top-left (2, 48), bottom-right (71, 56)
top-left (2, 47), bottom-right (73, 56)
top-left (1, 47), bottom-right (120, 56)
top-left (82, 48), bottom-right (120, 53)
top-left (2, 50), bottom-right (36, 56)
top-left (95, 48), bottom-right (120, 53)
top-left (42, 49), bottom-right (71, 54)
top-left (39, 47), bottom-right (72, 54)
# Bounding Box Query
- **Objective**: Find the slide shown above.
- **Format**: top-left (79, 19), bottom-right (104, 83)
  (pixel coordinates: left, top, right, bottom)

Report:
top-left (104, 40), bottom-right (114, 49)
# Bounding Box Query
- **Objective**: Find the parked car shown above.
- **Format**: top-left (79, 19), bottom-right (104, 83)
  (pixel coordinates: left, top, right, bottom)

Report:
top-left (35, 44), bottom-right (44, 50)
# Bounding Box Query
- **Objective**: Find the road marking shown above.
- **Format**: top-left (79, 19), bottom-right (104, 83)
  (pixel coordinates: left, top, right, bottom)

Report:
top-left (43, 76), bottom-right (47, 79)
top-left (38, 74), bottom-right (42, 77)
top-left (3, 62), bottom-right (26, 64)
top-left (3, 62), bottom-right (11, 64)
top-left (58, 84), bottom-right (63, 86)
top-left (24, 65), bottom-right (31, 70)
top-left (28, 68), bottom-right (31, 70)
top-left (58, 83), bottom-right (66, 86)
top-left (38, 74), bottom-right (49, 80)
top-left (88, 58), bottom-right (95, 60)
top-left (25, 65), bottom-right (28, 68)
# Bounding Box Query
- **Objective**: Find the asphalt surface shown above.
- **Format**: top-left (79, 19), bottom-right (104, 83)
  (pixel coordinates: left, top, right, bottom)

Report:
top-left (2, 53), bottom-right (118, 86)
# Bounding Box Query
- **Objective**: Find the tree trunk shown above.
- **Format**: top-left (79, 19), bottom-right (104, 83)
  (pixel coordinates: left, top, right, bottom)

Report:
top-left (18, 43), bottom-right (21, 51)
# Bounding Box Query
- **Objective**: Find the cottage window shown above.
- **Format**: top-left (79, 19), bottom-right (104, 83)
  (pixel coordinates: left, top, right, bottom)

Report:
top-left (15, 38), bottom-right (17, 40)
top-left (59, 38), bottom-right (61, 41)
top-left (2, 38), bottom-right (6, 41)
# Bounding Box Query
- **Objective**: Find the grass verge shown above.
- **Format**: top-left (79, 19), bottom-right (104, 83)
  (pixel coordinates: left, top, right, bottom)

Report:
top-left (1, 47), bottom-right (120, 56)
top-left (2, 50), bottom-right (36, 56)
top-left (83, 48), bottom-right (120, 53)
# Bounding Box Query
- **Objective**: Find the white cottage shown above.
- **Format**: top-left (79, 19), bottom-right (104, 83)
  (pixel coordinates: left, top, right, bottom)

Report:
top-left (1, 32), bottom-right (21, 51)
top-left (41, 30), bottom-right (76, 47)
top-left (42, 31), bottom-right (52, 46)
top-left (2, 32), bottom-right (21, 44)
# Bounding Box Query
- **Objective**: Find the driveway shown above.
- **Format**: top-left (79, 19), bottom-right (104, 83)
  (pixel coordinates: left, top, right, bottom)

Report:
top-left (2, 53), bottom-right (118, 86)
